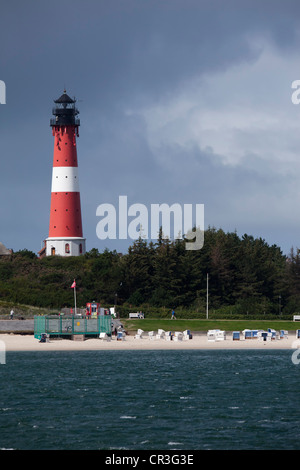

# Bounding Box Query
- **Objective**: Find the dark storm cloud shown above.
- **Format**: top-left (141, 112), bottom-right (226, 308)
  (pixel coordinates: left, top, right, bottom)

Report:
top-left (2, 0), bottom-right (300, 107)
top-left (1, 0), bottom-right (300, 253)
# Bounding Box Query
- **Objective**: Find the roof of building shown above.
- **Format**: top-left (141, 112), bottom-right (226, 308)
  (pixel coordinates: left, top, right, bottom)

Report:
top-left (0, 242), bottom-right (11, 255)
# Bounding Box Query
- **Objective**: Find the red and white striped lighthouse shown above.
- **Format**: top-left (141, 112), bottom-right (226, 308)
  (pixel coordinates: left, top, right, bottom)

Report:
top-left (44, 90), bottom-right (86, 257)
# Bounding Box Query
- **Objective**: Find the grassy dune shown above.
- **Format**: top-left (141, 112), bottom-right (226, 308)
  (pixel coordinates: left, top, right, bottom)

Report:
top-left (122, 318), bottom-right (298, 333)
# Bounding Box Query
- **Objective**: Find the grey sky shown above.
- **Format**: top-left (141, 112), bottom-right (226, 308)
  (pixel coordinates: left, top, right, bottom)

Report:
top-left (1, 0), bottom-right (300, 255)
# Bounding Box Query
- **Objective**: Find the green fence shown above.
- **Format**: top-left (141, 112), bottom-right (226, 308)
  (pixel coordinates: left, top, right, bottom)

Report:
top-left (34, 315), bottom-right (112, 339)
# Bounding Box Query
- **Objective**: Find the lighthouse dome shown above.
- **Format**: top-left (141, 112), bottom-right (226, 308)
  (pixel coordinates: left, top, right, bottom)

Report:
top-left (54, 90), bottom-right (75, 104)
top-left (50, 89), bottom-right (80, 127)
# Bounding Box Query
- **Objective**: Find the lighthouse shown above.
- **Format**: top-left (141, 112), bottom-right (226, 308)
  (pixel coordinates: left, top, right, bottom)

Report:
top-left (42, 90), bottom-right (86, 257)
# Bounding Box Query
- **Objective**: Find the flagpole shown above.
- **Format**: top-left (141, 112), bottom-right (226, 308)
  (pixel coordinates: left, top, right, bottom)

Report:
top-left (74, 283), bottom-right (77, 316)
top-left (72, 279), bottom-right (77, 316)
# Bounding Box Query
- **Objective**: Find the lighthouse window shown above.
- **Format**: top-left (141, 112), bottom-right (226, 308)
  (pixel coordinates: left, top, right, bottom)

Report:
top-left (65, 243), bottom-right (70, 254)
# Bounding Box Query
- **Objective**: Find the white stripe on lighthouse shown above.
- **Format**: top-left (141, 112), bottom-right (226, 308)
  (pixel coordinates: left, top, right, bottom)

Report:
top-left (51, 166), bottom-right (80, 192)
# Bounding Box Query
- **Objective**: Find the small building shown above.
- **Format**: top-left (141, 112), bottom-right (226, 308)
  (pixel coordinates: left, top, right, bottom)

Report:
top-left (34, 314), bottom-right (112, 340)
top-left (86, 302), bottom-right (110, 317)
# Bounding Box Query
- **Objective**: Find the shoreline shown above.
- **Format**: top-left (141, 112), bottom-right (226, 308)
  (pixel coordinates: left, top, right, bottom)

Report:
top-left (1, 333), bottom-right (299, 352)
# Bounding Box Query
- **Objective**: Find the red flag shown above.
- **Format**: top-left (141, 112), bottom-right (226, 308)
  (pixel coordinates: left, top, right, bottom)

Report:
top-left (71, 280), bottom-right (76, 288)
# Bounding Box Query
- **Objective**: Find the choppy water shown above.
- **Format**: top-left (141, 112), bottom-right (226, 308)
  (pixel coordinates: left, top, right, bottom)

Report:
top-left (0, 349), bottom-right (299, 450)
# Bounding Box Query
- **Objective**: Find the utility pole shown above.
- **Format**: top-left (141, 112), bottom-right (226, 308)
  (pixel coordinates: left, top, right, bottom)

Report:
top-left (206, 273), bottom-right (209, 319)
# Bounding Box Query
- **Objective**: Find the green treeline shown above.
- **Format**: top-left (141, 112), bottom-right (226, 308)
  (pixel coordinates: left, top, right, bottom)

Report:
top-left (1, 227), bottom-right (300, 317)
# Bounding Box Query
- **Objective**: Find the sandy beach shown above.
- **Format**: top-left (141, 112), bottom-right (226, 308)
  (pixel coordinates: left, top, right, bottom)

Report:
top-left (1, 332), bottom-right (299, 352)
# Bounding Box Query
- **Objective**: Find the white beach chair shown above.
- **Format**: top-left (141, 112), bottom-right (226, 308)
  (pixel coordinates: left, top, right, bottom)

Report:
top-left (173, 331), bottom-right (183, 341)
top-left (156, 329), bottom-right (165, 339)
top-left (165, 331), bottom-right (172, 341)
top-left (135, 328), bottom-right (144, 339)
top-left (183, 330), bottom-right (191, 340)
top-left (280, 330), bottom-right (288, 339)
top-left (207, 329), bottom-right (217, 342)
top-left (215, 330), bottom-right (226, 341)
top-left (257, 331), bottom-right (266, 341)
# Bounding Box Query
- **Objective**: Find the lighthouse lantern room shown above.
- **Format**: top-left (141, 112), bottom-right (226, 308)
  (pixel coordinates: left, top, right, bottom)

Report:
top-left (43, 90), bottom-right (86, 257)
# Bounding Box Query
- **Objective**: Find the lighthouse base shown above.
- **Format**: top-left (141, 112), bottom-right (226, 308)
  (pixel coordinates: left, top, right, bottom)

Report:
top-left (45, 237), bottom-right (86, 257)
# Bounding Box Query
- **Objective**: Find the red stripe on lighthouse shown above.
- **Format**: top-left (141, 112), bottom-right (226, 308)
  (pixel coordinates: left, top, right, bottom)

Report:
top-left (48, 192), bottom-right (83, 238)
top-left (52, 126), bottom-right (79, 167)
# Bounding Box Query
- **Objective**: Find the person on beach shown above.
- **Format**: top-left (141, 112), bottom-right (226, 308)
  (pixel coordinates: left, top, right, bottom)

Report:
top-left (171, 309), bottom-right (176, 320)
top-left (10, 309), bottom-right (14, 320)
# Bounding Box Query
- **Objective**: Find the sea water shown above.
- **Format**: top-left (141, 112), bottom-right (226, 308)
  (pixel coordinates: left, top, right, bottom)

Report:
top-left (0, 349), bottom-right (299, 450)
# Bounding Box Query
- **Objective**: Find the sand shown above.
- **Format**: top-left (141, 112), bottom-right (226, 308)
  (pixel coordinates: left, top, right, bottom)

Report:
top-left (0, 332), bottom-right (299, 352)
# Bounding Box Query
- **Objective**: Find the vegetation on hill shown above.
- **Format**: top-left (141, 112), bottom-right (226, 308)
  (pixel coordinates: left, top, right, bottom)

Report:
top-left (0, 227), bottom-right (300, 318)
